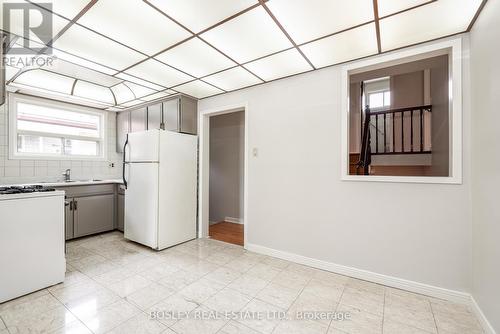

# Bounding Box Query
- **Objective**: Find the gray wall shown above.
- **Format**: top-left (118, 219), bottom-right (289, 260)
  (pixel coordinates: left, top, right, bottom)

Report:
top-left (209, 111), bottom-right (245, 223)
top-left (471, 0), bottom-right (500, 331)
top-left (200, 36), bottom-right (472, 293)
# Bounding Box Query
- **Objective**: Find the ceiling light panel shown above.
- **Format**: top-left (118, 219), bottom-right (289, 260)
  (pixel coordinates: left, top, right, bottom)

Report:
top-left (114, 73), bottom-right (164, 91)
top-left (245, 49), bottom-right (313, 81)
top-left (111, 83), bottom-right (135, 104)
top-left (50, 59), bottom-right (122, 87)
top-left (73, 81), bottom-right (115, 104)
top-left (141, 91), bottom-right (177, 101)
top-left (377, 0), bottom-right (431, 17)
top-left (300, 23), bottom-right (378, 68)
top-left (155, 38), bottom-right (236, 78)
top-left (203, 67), bottom-right (262, 91)
top-left (77, 0), bottom-right (191, 55)
top-left (121, 100), bottom-right (145, 108)
top-left (5, 66), bottom-right (20, 81)
top-left (123, 82), bottom-right (156, 99)
top-left (175, 80), bottom-right (223, 99)
top-left (125, 59), bottom-right (193, 88)
top-left (200, 6), bottom-right (293, 63)
top-left (53, 24), bottom-right (145, 70)
top-left (50, 48), bottom-right (118, 75)
top-left (379, 0), bottom-right (483, 51)
top-left (266, 0), bottom-right (374, 44)
top-left (14, 70), bottom-right (74, 94)
top-left (147, 0), bottom-right (257, 33)
top-left (28, 0), bottom-right (91, 19)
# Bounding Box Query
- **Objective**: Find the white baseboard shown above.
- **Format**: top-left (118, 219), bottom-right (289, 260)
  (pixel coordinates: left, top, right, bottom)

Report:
top-left (246, 242), bottom-right (470, 304)
top-left (224, 217), bottom-right (243, 224)
top-left (470, 296), bottom-right (497, 334)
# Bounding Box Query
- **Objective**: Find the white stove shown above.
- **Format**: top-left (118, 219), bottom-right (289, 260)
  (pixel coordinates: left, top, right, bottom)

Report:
top-left (0, 186), bottom-right (66, 303)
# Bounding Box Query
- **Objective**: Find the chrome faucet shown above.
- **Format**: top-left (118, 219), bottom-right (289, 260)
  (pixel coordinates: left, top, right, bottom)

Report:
top-left (62, 169), bottom-right (71, 182)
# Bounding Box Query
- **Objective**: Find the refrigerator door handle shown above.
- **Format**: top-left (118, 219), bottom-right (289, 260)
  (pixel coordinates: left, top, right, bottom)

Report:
top-left (123, 134), bottom-right (129, 189)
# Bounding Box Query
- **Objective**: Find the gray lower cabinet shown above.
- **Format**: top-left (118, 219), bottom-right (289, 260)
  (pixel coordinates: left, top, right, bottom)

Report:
top-left (117, 193), bottom-right (124, 232)
top-left (73, 194), bottom-right (115, 238)
top-left (65, 200), bottom-right (73, 240)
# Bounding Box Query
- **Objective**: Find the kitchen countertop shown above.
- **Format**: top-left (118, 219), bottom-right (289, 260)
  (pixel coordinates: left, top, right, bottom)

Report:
top-left (0, 179), bottom-right (123, 188)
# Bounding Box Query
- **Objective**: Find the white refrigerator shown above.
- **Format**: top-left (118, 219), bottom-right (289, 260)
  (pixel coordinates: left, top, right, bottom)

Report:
top-left (123, 129), bottom-right (197, 250)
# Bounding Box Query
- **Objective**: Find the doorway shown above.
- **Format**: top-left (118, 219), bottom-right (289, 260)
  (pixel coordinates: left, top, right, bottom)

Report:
top-left (198, 104), bottom-right (248, 248)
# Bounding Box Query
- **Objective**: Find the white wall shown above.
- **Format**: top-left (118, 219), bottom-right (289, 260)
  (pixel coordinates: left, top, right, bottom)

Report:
top-left (209, 111), bottom-right (245, 223)
top-left (0, 99), bottom-right (122, 185)
top-left (470, 0), bottom-right (500, 331)
top-left (199, 36), bottom-right (472, 293)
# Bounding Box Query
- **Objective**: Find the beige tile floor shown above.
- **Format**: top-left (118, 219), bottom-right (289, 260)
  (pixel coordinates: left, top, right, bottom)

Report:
top-left (0, 232), bottom-right (484, 334)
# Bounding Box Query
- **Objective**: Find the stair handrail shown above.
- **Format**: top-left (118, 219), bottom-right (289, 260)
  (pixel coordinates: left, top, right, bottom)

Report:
top-left (356, 105), bottom-right (372, 175)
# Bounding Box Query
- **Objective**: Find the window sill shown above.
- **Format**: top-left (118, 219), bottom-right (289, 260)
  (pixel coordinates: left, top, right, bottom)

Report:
top-left (341, 175), bottom-right (462, 185)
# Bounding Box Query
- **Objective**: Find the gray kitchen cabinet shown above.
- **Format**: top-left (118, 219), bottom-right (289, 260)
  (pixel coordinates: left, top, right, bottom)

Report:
top-left (163, 96), bottom-right (197, 134)
top-left (116, 111), bottom-right (130, 153)
top-left (73, 194), bottom-right (114, 238)
top-left (65, 200), bottom-right (74, 240)
top-left (117, 193), bottom-right (124, 232)
top-left (130, 107), bottom-right (147, 133)
top-left (147, 103), bottom-right (162, 130)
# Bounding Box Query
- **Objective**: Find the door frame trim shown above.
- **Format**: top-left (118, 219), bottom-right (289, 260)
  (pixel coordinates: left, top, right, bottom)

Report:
top-left (198, 103), bottom-right (248, 248)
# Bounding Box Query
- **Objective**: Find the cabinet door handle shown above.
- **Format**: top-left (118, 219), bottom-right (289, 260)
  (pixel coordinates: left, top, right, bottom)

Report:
top-left (69, 201), bottom-right (73, 211)
top-left (73, 200), bottom-right (77, 210)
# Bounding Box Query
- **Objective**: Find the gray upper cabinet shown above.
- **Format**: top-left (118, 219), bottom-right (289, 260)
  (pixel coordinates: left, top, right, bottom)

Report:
top-left (163, 96), bottom-right (197, 134)
top-left (130, 107), bottom-right (147, 133)
top-left (116, 111), bottom-right (130, 153)
top-left (147, 103), bottom-right (162, 130)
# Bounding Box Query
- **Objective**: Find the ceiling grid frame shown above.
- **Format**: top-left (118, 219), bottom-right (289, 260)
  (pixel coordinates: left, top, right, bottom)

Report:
top-left (2, 0), bottom-right (488, 106)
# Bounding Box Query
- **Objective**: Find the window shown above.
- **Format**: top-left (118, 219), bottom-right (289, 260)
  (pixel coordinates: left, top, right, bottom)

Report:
top-left (9, 94), bottom-right (106, 159)
top-left (341, 38), bottom-right (463, 184)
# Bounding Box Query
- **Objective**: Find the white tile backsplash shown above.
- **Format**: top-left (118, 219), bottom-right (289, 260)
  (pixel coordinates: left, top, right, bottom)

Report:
top-left (0, 102), bottom-right (123, 185)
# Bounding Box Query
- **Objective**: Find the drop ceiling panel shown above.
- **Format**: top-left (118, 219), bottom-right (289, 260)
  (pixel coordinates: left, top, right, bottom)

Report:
top-left (155, 38), bottom-right (236, 78)
top-left (377, 0), bottom-right (431, 17)
top-left (200, 6), bottom-right (293, 63)
top-left (120, 99), bottom-right (145, 108)
top-left (53, 24), bottom-right (145, 70)
top-left (51, 59), bottom-right (122, 87)
top-left (266, 0), bottom-right (374, 44)
top-left (147, 0), bottom-right (258, 33)
top-left (125, 59), bottom-right (194, 88)
top-left (111, 83), bottom-right (136, 104)
top-left (203, 67), bottom-right (262, 91)
top-left (141, 91), bottom-right (177, 101)
top-left (77, 0), bottom-right (191, 55)
top-left (28, 0), bottom-right (91, 19)
top-left (300, 23), bottom-right (378, 68)
top-left (5, 66), bottom-right (20, 81)
top-left (50, 48), bottom-right (119, 75)
top-left (380, 0), bottom-right (482, 51)
top-left (114, 73), bottom-right (165, 91)
top-left (123, 82), bottom-right (156, 99)
top-left (14, 70), bottom-right (74, 94)
top-left (73, 81), bottom-right (115, 104)
top-left (245, 49), bottom-right (313, 82)
top-left (175, 80), bottom-right (223, 99)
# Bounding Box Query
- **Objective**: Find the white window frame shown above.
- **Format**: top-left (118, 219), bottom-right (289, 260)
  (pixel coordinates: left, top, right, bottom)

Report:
top-left (340, 37), bottom-right (463, 184)
top-left (8, 93), bottom-right (107, 161)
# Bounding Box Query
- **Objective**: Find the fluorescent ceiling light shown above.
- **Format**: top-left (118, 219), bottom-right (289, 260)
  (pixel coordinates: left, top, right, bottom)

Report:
top-left (379, 0), bottom-right (482, 51)
top-left (53, 24), bottom-right (145, 70)
top-left (78, 0), bottom-right (191, 55)
top-left (245, 49), bottom-right (312, 81)
top-left (175, 80), bottom-right (223, 99)
top-left (200, 6), bottom-right (292, 63)
top-left (147, 0), bottom-right (257, 33)
top-left (300, 23), bottom-right (378, 68)
top-left (14, 69), bottom-right (74, 94)
top-left (73, 81), bottom-right (115, 104)
top-left (203, 66), bottom-right (261, 91)
top-left (51, 48), bottom-right (119, 75)
top-left (111, 83), bottom-right (136, 105)
top-left (266, 0), bottom-right (374, 44)
top-left (377, 0), bottom-right (430, 17)
top-left (114, 73), bottom-right (165, 91)
top-left (125, 59), bottom-right (193, 88)
top-left (50, 58), bottom-right (122, 87)
top-left (28, 0), bottom-right (92, 19)
top-left (155, 37), bottom-right (236, 77)
top-left (122, 82), bottom-right (156, 99)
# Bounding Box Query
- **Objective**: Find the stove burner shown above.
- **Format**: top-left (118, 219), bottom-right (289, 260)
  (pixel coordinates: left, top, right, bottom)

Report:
top-left (0, 185), bottom-right (57, 195)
